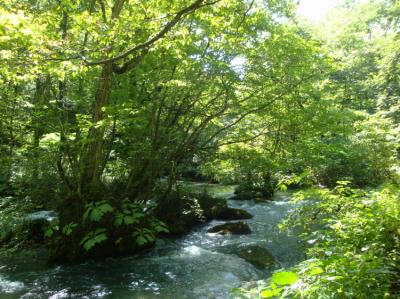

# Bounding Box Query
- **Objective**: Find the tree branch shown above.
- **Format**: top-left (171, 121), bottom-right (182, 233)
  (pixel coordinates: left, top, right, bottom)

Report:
top-left (201, 129), bottom-right (278, 150)
top-left (84, 0), bottom-right (219, 66)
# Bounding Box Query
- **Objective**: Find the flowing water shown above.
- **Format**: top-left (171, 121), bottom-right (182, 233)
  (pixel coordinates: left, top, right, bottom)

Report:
top-left (0, 184), bottom-right (304, 299)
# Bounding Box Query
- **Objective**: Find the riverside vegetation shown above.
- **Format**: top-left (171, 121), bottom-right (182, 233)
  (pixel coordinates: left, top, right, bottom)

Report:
top-left (0, 0), bottom-right (399, 298)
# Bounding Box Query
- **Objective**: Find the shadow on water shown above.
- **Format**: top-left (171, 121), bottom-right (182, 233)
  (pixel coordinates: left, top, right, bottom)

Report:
top-left (0, 183), bottom-right (304, 299)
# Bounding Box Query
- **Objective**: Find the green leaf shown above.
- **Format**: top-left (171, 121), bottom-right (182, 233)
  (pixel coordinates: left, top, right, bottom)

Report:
top-left (83, 239), bottom-right (95, 251)
top-left (124, 215), bottom-right (138, 225)
top-left (272, 271), bottom-right (299, 286)
top-left (309, 267), bottom-right (324, 276)
top-left (154, 224), bottom-right (169, 233)
top-left (279, 184), bottom-right (288, 192)
top-left (114, 213), bottom-right (123, 227)
top-left (144, 233), bottom-right (155, 242)
top-left (136, 235), bottom-right (147, 246)
top-left (84, 201), bottom-right (113, 222)
top-left (80, 228), bottom-right (108, 251)
top-left (62, 223), bottom-right (77, 236)
top-left (94, 233), bottom-right (107, 243)
top-left (260, 289), bottom-right (274, 298)
top-left (83, 202), bottom-right (94, 220)
top-left (99, 203), bottom-right (113, 213)
top-left (260, 288), bottom-right (282, 298)
top-left (89, 209), bottom-right (103, 221)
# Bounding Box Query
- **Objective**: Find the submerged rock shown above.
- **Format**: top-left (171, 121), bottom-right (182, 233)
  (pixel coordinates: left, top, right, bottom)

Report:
top-left (254, 197), bottom-right (268, 203)
top-left (207, 222), bottom-right (251, 235)
top-left (211, 205), bottom-right (253, 220)
top-left (254, 192), bottom-right (269, 203)
top-left (156, 189), bottom-right (228, 236)
top-left (155, 193), bottom-right (206, 236)
top-left (235, 245), bottom-right (275, 269)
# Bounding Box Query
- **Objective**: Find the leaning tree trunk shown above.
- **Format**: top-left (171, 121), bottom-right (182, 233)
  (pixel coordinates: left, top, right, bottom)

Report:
top-left (79, 63), bottom-right (113, 195)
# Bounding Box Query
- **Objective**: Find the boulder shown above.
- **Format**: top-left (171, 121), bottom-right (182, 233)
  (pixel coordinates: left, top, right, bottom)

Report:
top-left (254, 197), bottom-right (268, 203)
top-left (197, 194), bottom-right (227, 220)
top-left (207, 222), bottom-right (251, 235)
top-left (211, 205), bottom-right (253, 220)
top-left (155, 192), bottom-right (205, 236)
top-left (235, 245), bottom-right (275, 269)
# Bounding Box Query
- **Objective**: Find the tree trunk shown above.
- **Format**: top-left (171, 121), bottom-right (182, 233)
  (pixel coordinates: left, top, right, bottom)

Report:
top-left (78, 0), bottom-right (126, 196)
top-left (79, 63), bottom-right (113, 195)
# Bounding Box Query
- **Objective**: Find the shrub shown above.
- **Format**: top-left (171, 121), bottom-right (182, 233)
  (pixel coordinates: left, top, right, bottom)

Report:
top-left (236, 183), bottom-right (400, 299)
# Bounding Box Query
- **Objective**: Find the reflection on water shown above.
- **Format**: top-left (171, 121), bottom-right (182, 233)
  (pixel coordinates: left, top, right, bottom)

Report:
top-left (0, 184), bottom-right (304, 299)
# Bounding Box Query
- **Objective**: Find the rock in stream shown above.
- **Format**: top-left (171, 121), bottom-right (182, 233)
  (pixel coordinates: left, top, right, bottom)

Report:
top-left (207, 222), bottom-right (251, 235)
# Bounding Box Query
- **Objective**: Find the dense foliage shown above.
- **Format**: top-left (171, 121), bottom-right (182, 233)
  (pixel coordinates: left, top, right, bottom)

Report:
top-left (237, 183), bottom-right (400, 298)
top-left (0, 0), bottom-right (399, 296)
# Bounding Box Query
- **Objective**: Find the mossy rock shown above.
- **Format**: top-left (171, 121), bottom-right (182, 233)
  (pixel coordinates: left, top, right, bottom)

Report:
top-left (235, 245), bottom-right (275, 269)
top-left (197, 193), bottom-right (227, 220)
top-left (207, 222), bottom-right (251, 235)
top-left (211, 205), bottom-right (253, 220)
top-left (155, 191), bottom-right (206, 236)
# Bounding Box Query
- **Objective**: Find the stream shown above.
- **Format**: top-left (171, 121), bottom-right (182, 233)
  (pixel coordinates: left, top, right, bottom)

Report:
top-left (0, 183), bottom-right (304, 299)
